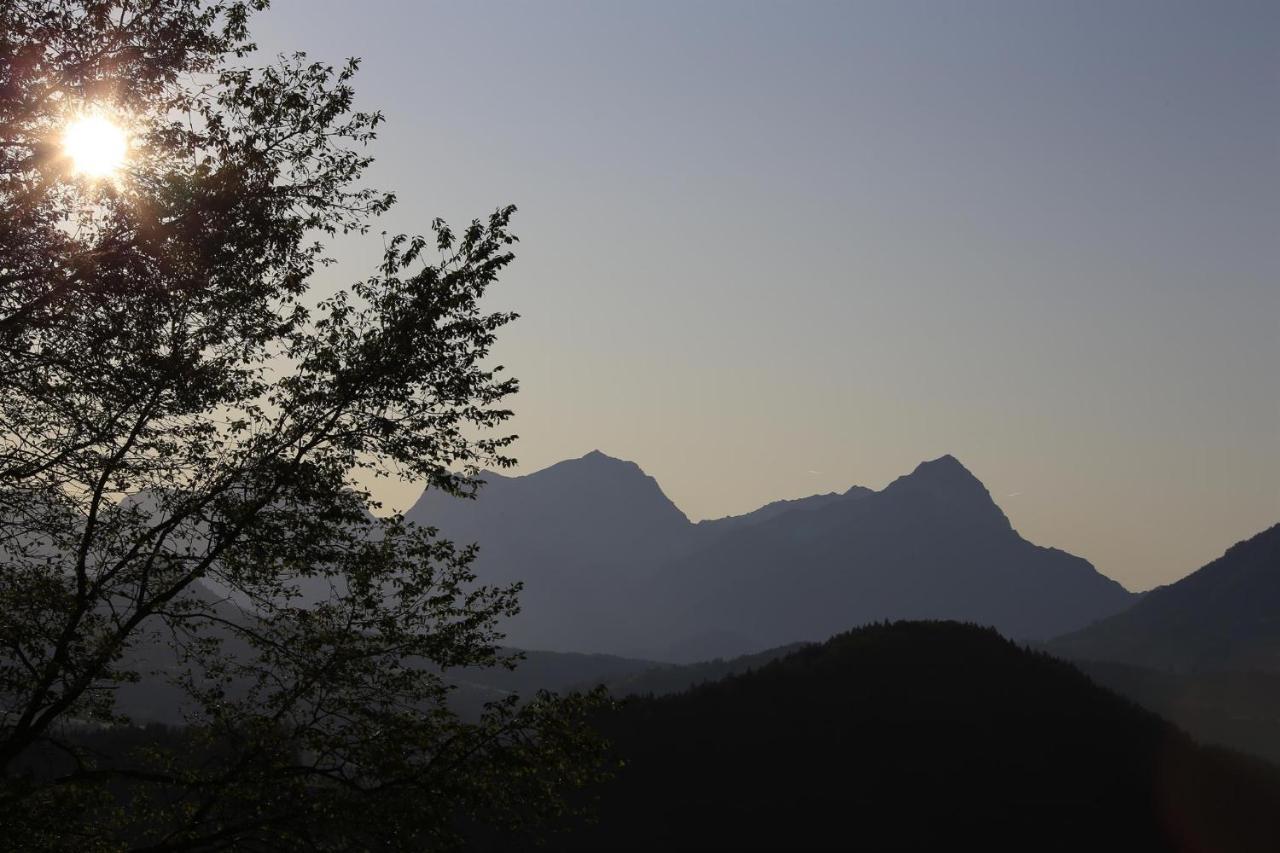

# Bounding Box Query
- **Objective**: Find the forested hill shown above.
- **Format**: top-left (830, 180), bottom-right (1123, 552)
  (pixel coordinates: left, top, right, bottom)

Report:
top-left (531, 621), bottom-right (1280, 852)
top-left (595, 642), bottom-right (810, 697)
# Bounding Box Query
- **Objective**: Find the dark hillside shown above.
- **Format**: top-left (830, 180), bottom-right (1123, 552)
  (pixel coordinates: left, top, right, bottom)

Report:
top-left (536, 622), bottom-right (1280, 852)
top-left (1051, 524), bottom-right (1280, 672)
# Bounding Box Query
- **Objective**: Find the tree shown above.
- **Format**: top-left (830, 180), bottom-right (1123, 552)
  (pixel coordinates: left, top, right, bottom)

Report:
top-left (0, 2), bottom-right (606, 849)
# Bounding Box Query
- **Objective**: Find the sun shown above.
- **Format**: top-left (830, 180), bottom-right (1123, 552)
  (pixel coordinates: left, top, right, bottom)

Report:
top-left (62, 112), bottom-right (129, 179)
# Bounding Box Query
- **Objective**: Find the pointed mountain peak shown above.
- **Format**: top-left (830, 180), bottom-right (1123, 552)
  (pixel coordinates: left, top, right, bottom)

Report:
top-left (883, 455), bottom-right (1010, 528)
top-left (542, 449), bottom-right (644, 477)
top-left (907, 454), bottom-right (982, 486)
top-left (518, 450), bottom-right (690, 525)
top-left (580, 449), bottom-right (628, 465)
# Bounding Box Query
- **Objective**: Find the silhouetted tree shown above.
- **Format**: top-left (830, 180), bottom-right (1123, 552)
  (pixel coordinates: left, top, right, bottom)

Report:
top-left (0, 2), bottom-right (605, 849)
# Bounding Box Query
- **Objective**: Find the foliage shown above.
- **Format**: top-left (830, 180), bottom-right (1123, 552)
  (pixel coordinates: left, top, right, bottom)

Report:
top-left (0, 2), bottom-right (607, 849)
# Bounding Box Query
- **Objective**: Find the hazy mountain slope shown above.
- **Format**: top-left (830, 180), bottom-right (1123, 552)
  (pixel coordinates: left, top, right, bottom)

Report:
top-left (407, 451), bottom-right (693, 563)
top-left (403, 450), bottom-right (874, 655)
top-left (114, 581), bottom-right (254, 724)
top-left (443, 649), bottom-right (661, 720)
top-left (531, 622), bottom-right (1280, 853)
top-left (405, 451), bottom-right (697, 653)
top-left (1050, 524), bottom-right (1280, 672)
top-left (119, 613), bottom-right (661, 726)
top-left (1075, 660), bottom-right (1280, 766)
top-left (648, 456), bottom-right (1135, 659)
top-left (693, 486), bottom-right (872, 535)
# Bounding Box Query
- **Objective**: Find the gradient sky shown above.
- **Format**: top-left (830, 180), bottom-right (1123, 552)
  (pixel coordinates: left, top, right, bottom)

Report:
top-left (253, 1), bottom-right (1278, 592)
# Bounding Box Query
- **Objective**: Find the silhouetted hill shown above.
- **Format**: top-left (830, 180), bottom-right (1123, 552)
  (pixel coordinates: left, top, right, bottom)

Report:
top-left (406, 452), bottom-right (1134, 659)
top-left (596, 642), bottom-right (810, 697)
top-left (1050, 524), bottom-right (1280, 672)
top-left (531, 622), bottom-right (1280, 852)
top-left (438, 639), bottom-right (1280, 769)
top-left (649, 455), bottom-right (1135, 659)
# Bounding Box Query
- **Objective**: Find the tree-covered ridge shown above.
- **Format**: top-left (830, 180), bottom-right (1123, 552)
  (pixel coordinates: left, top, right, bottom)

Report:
top-left (538, 621), bottom-right (1280, 852)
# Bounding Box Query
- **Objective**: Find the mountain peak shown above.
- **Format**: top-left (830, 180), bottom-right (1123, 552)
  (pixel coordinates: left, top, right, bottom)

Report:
top-left (544, 449), bottom-right (645, 478)
top-left (897, 454), bottom-right (989, 491)
top-left (519, 450), bottom-right (690, 526)
top-left (910, 454), bottom-right (974, 479)
top-left (580, 449), bottom-right (627, 465)
top-left (882, 454), bottom-right (1010, 529)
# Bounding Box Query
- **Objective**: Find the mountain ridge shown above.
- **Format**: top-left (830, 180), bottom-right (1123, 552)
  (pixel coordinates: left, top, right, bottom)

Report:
top-left (403, 450), bottom-right (1136, 660)
top-left (1049, 523), bottom-right (1280, 672)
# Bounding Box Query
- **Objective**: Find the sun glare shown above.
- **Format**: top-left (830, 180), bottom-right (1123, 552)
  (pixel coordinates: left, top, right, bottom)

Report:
top-left (62, 113), bottom-right (129, 179)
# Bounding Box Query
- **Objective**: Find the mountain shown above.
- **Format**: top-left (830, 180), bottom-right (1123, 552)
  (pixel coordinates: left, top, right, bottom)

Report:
top-left (1050, 524), bottom-right (1280, 672)
top-left (408, 451), bottom-right (693, 558)
top-left (114, 580), bottom-right (254, 725)
top-left (404, 450), bottom-right (876, 655)
top-left (519, 622), bottom-right (1280, 852)
top-left (405, 450), bottom-right (700, 654)
top-left (647, 455), bottom-right (1135, 659)
top-left (406, 451), bottom-right (1134, 660)
top-left (693, 486), bottom-right (872, 534)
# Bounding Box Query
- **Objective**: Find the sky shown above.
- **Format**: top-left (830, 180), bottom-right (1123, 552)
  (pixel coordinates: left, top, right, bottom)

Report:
top-left (252, 0), bottom-right (1278, 592)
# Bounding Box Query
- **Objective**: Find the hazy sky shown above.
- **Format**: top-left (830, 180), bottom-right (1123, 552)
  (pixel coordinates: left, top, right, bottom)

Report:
top-left (254, 1), bottom-right (1278, 592)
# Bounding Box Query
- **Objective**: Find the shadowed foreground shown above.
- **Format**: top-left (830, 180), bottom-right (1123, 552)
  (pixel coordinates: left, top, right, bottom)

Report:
top-left (522, 622), bottom-right (1280, 852)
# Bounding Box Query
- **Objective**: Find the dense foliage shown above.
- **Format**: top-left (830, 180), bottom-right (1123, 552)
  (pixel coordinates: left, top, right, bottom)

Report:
top-left (0, 2), bottom-right (605, 849)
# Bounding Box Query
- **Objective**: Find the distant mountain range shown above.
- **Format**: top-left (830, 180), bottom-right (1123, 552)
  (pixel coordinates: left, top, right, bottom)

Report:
top-left (115, 518), bottom-right (1280, 771)
top-left (522, 622), bottom-right (1280, 852)
top-left (407, 451), bottom-right (1136, 660)
top-left (1050, 524), bottom-right (1280, 672)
